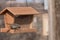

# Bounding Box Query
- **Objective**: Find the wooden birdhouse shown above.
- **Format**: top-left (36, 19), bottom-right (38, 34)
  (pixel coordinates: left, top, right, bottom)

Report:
top-left (0, 7), bottom-right (39, 33)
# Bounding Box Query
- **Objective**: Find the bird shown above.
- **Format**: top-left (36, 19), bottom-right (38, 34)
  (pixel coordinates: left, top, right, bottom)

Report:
top-left (10, 24), bottom-right (20, 29)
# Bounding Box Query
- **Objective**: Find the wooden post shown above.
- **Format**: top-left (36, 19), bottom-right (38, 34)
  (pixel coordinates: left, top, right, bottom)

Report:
top-left (48, 0), bottom-right (56, 40)
top-left (55, 0), bottom-right (60, 40)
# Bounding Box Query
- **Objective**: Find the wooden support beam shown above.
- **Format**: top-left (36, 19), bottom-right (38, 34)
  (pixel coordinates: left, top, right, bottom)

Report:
top-left (48, 0), bottom-right (56, 40)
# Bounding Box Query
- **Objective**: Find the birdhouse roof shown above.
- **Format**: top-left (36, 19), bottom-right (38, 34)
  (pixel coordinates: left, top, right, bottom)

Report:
top-left (0, 7), bottom-right (39, 15)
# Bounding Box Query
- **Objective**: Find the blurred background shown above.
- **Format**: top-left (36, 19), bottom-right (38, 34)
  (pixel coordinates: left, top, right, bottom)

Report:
top-left (0, 0), bottom-right (48, 40)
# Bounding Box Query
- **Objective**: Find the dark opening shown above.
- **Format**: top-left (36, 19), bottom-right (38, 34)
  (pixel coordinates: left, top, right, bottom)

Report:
top-left (14, 15), bottom-right (33, 25)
